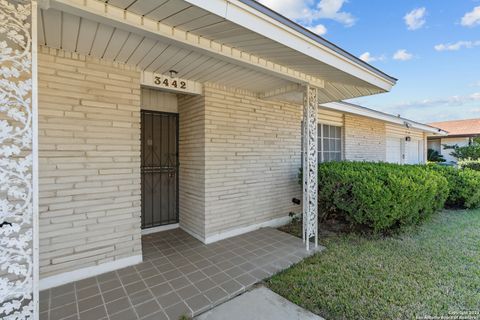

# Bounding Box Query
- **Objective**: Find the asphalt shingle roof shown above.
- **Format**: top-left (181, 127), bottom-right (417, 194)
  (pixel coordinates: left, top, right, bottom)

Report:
top-left (429, 118), bottom-right (480, 136)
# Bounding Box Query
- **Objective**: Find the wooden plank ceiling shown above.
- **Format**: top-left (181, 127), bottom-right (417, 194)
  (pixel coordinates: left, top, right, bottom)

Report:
top-left (39, 0), bottom-right (384, 100)
top-left (40, 8), bottom-right (294, 94)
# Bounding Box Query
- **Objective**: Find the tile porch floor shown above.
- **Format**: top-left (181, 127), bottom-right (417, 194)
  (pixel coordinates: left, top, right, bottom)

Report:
top-left (40, 227), bottom-right (319, 320)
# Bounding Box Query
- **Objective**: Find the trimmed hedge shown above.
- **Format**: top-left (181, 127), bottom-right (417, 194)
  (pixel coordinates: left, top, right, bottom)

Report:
top-left (317, 162), bottom-right (449, 232)
top-left (428, 165), bottom-right (480, 208)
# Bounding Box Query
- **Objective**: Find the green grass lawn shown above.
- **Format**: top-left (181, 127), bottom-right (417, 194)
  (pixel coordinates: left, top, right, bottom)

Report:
top-left (267, 210), bottom-right (480, 320)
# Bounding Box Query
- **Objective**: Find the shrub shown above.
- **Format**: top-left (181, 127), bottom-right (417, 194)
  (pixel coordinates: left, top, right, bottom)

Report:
top-left (427, 148), bottom-right (446, 162)
top-left (317, 162), bottom-right (449, 232)
top-left (443, 141), bottom-right (480, 160)
top-left (428, 164), bottom-right (480, 208)
top-left (458, 159), bottom-right (480, 171)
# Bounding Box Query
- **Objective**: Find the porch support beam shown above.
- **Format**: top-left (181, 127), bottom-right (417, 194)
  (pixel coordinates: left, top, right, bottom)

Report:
top-left (302, 85), bottom-right (319, 251)
top-left (0, 0), bottom-right (38, 318)
top-left (48, 0), bottom-right (325, 89)
top-left (259, 84), bottom-right (302, 100)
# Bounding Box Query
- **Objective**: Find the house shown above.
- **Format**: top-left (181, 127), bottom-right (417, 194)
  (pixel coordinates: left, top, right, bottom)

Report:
top-left (428, 118), bottom-right (480, 163)
top-left (0, 0), bottom-right (445, 318)
top-left (318, 101), bottom-right (446, 165)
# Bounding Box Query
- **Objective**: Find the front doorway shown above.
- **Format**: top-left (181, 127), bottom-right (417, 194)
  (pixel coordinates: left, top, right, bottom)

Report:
top-left (141, 110), bottom-right (179, 229)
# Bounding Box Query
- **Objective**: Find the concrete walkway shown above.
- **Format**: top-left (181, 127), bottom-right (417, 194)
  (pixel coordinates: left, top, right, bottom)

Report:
top-left (196, 286), bottom-right (324, 320)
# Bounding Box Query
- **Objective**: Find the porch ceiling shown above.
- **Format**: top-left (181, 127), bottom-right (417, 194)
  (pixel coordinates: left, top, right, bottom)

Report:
top-left (39, 0), bottom-right (395, 102)
top-left (39, 8), bottom-right (292, 94)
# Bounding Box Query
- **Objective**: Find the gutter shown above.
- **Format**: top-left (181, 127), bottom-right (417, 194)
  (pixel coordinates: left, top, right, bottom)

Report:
top-left (321, 101), bottom-right (448, 135)
top-left (436, 134), bottom-right (480, 138)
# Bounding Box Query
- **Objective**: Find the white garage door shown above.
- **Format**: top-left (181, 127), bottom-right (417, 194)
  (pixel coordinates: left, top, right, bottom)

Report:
top-left (386, 137), bottom-right (402, 163)
top-left (405, 140), bottom-right (420, 164)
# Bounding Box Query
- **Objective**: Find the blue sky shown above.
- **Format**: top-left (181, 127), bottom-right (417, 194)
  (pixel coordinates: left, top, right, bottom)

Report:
top-left (258, 0), bottom-right (480, 124)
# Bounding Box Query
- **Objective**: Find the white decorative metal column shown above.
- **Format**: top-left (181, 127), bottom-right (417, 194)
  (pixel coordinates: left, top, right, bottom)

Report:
top-left (302, 85), bottom-right (318, 251)
top-left (0, 0), bottom-right (38, 318)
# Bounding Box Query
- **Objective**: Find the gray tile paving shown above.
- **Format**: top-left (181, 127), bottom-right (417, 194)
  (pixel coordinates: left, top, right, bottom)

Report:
top-left (41, 227), bottom-right (319, 320)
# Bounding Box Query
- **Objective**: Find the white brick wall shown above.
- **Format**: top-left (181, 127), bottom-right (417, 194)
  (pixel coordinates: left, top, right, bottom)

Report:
top-left (344, 114), bottom-right (386, 162)
top-left (203, 85), bottom-right (302, 239)
top-left (178, 94), bottom-right (206, 240)
top-left (37, 46), bottom-right (425, 276)
top-left (38, 47), bottom-right (142, 278)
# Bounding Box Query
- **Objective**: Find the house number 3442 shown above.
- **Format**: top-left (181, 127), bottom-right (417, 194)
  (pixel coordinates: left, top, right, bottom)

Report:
top-left (154, 76), bottom-right (187, 89)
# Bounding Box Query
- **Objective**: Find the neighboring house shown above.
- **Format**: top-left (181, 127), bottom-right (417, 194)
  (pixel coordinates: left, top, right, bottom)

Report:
top-left (428, 118), bottom-right (480, 163)
top-left (317, 101), bottom-right (446, 165)
top-left (0, 0), bottom-right (444, 317)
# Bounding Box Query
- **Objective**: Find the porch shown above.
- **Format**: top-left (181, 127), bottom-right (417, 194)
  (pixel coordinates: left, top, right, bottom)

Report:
top-left (40, 228), bottom-right (319, 320)
top-left (1, 0), bottom-right (397, 318)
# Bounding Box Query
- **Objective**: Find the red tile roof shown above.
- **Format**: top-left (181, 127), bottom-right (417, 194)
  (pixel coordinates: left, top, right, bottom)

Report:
top-left (429, 118), bottom-right (480, 136)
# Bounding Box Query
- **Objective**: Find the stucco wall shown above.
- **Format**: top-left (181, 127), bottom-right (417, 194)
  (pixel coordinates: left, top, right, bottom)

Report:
top-left (344, 114), bottom-right (386, 162)
top-left (203, 85), bottom-right (302, 241)
top-left (38, 47), bottom-right (142, 279)
top-left (428, 139), bottom-right (441, 153)
top-left (439, 137), bottom-right (470, 163)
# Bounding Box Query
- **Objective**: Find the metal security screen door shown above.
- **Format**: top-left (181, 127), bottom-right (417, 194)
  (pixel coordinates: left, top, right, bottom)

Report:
top-left (141, 110), bottom-right (179, 229)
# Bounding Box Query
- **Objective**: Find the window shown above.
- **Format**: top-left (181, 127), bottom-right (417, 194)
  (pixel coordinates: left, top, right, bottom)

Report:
top-left (301, 122), bottom-right (343, 163)
top-left (319, 124), bottom-right (342, 162)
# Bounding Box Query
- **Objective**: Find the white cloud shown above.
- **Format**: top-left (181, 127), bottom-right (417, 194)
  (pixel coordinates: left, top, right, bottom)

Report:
top-left (392, 92), bottom-right (480, 109)
top-left (404, 7), bottom-right (427, 30)
top-left (371, 92), bottom-right (480, 122)
top-left (359, 52), bottom-right (385, 63)
top-left (307, 24), bottom-right (328, 35)
top-left (258, 0), bottom-right (316, 22)
top-left (350, 91), bottom-right (480, 123)
top-left (461, 6), bottom-right (480, 27)
top-left (316, 0), bottom-right (356, 27)
top-left (434, 40), bottom-right (480, 51)
top-left (258, 0), bottom-right (356, 29)
top-left (393, 49), bottom-right (413, 61)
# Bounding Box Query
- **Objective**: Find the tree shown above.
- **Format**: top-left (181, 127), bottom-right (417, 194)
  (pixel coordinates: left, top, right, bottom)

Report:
top-left (427, 149), bottom-right (446, 162)
top-left (443, 138), bottom-right (480, 161)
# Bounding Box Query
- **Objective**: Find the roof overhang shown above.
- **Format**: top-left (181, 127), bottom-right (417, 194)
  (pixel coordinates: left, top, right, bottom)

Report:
top-left (435, 134), bottom-right (480, 138)
top-left (39, 0), bottom-right (396, 103)
top-left (186, 0), bottom-right (397, 91)
top-left (321, 101), bottom-right (448, 135)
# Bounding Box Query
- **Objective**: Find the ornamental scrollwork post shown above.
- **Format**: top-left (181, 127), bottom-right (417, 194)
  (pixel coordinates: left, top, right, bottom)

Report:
top-left (0, 0), bottom-right (36, 318)
top-left (302, 85), bottom-right (318, 251)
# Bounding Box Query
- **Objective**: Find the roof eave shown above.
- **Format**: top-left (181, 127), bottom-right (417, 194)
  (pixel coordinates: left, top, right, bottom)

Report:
top-left (236, 0), bottom-right (397, 84)
top-left (321, 101), bottom-right (448, 135)
top-left (441, 133), bottom-right (480, 138)
top-left (183, 0), bottom-right (397, 92)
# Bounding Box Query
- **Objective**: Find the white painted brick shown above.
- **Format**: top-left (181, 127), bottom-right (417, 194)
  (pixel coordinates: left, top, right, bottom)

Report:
top-left (38, 47), bottom-right (142, 279)
top-left (344, 114), bottom-right (386, 162)
top-left (201, 85), bottom-right (302, 238)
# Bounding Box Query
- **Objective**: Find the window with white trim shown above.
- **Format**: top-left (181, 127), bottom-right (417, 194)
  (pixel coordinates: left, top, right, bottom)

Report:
top-left (319, 124), bottom-right (343, 162)
top-left (301, 122), bottom-right (343, 163)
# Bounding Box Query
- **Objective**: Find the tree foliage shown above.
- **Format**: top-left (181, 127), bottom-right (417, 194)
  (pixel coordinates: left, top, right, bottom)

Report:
top-left (427, 148), bottom-right (445, 162)
top-left (443, 138), bottom-right (480, 160)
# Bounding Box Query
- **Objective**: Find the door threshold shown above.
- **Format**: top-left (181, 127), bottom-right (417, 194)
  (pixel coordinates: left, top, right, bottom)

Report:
top-left (142, 223), bottom-right (179, 235)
